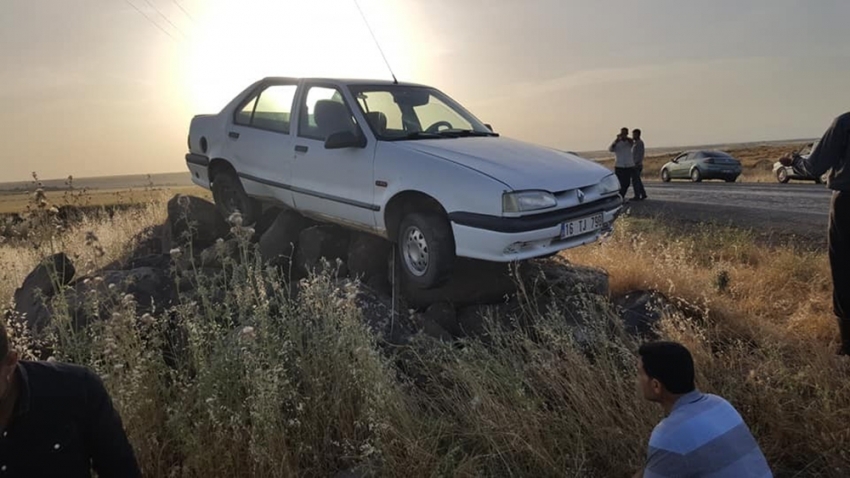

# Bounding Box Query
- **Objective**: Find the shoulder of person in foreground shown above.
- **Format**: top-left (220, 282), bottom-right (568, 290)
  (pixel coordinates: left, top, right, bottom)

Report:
top-left (644, 393), bottom-right (771, 477)
top-left (28, 361), bottom-right (142, 478)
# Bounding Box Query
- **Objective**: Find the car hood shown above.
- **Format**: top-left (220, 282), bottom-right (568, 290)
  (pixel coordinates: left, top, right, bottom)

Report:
top-left (392, 137), bottom-right (613, 191)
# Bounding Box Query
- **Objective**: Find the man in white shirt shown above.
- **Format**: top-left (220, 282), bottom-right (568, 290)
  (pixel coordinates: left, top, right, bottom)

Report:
top-left (609, 127), bottom-right (635, 198)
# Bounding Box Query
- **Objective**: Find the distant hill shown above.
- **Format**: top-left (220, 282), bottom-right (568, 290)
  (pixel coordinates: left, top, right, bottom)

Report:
top-left (574, 138), bottom-right (818, 161)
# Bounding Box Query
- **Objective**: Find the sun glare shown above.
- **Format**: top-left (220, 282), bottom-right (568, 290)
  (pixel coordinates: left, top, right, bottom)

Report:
top-left (179, 0), bottom-right (417, 115)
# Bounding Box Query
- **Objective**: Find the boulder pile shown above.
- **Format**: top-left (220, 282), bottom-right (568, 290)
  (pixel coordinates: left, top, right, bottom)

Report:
top-left (7, 195), bottom-right (671, 355)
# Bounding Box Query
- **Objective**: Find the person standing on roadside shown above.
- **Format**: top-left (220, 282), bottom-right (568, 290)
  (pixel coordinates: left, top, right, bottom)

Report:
top-left (780, 111), bottom-right (850, 355)
top-left (609, 127), bottom-right (635, 199)
top-left (632, 129), bottom-right (647, 201)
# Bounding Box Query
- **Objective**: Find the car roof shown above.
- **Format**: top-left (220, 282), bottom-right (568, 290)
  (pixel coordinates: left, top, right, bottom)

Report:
top-left (260, 76), bottom-right (430, 88)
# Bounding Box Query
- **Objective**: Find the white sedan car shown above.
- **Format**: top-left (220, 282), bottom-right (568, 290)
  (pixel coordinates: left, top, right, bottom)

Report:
top-left (185, 77), bottom-right (623, 289)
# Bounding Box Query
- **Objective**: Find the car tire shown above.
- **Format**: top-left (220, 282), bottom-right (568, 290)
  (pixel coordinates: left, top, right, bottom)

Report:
top-left (815, 174), bottom-right (826, 185)
top-left (211, 171), bottom-right (261, 226)
top-left (777, 168), bottom-right (790, 184)
top-left (397, 212), bottom-right (455, 289)
top-left (690, 168), bottom-right (702, 183)
top-left (725, 176), bottom-right (737, 183)
top-left (661, 169), bottom-right (671, 183)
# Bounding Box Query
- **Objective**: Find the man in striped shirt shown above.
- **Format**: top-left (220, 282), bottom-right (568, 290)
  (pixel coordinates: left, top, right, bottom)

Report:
top-left (634, 342), bottom-right (772, 477)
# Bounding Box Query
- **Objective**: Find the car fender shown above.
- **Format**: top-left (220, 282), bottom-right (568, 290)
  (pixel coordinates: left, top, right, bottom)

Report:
top-left (373, 142), bottom-right (510, 233)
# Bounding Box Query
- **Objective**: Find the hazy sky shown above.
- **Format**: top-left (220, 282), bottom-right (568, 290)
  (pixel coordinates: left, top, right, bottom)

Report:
top-left (1, 0), bottom-right (849, 181)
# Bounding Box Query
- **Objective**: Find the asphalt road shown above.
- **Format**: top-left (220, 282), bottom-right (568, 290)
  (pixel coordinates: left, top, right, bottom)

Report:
top-left (625, 181), bottom-right (834, 247)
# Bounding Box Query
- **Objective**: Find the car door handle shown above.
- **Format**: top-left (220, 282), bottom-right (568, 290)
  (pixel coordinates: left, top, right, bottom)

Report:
top-left (228, 131), bottom-right (240, 139)
top-left (295, 145), bottom-right (309, 153)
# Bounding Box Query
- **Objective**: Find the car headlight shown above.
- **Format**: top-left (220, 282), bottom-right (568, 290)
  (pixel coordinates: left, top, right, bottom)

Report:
top-left (502, 190), bottom-right (557, 213)
top-left (600, 174), bottom-right (620, 195)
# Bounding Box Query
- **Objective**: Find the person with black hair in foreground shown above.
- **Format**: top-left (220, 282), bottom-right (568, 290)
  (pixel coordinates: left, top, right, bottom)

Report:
top-left (633, 342), bottom-right (771, 478)
top-left (0, 321), bottom-right (141, 477)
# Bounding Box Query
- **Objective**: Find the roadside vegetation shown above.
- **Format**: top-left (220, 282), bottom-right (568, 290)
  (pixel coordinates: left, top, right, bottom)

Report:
top-left (1, 187), bottom-right (848, 477)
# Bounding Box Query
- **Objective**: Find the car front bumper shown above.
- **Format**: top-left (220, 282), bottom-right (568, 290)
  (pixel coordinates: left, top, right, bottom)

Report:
top-left (448, 196), bottom-right (623, 262)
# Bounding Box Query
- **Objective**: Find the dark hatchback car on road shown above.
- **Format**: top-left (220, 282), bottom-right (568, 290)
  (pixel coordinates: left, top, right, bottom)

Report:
top-left (660, 150), bottom-right (742, 183)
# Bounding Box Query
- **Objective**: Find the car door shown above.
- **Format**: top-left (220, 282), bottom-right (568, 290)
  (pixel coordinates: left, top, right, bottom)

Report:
top-left (225, 80), bottom-right (298, 207)
top-left (290, 83), bottom-right (377, 230)
top-left (671, 153), bottom-right (689, 178)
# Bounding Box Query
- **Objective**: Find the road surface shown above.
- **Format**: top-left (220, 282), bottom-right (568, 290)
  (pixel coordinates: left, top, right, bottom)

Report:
top-left (625, 181), bottom-right (834, 247)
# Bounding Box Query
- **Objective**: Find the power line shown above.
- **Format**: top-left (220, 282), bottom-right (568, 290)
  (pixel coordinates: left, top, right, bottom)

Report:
top-left (352, 0), bottom-right (398, 84)
top-left (122, 0), bottom-right (179, 42)
top-left (140, 0), bottom-right (187, 39)
top-left (172, 0), bottom-right (196, 23)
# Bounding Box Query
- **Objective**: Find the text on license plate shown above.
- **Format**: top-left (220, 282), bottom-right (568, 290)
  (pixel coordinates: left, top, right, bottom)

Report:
top-left (560, 213), bottom-right (604, 239)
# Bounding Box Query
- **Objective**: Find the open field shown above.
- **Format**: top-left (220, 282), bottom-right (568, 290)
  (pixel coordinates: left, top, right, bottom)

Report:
top-left (1, 189), bottom-right (848, 477)
top-left (0, 186), bottom-right (207, 215)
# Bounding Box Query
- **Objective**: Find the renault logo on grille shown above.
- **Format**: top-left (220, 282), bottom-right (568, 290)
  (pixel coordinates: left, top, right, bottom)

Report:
top-left (577, 189), bottom-right (586, 203)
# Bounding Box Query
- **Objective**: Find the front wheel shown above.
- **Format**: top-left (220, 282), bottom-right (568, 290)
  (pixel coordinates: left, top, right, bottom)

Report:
top-left (661, 169), bottom-right (671, 183)
top-left (397, 212), bottom-right (455, 289)
top-left (776, 168), bottom-right (790, 184)
top-left (690, 168), bottom-right (703, 183)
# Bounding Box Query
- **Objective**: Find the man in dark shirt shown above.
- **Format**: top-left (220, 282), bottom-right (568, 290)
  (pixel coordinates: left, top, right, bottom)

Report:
top-left (780, 111), bottom-right (850, 355)
top-left (632, 129), bottom-right (648, 201)
top-left (0, 322), bottom-right (141, 477)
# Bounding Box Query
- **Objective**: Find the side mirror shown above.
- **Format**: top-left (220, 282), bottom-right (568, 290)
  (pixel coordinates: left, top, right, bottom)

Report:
top-left (672, 158), bottom-right (679, 163)
top-left (324, 130), bottom-right (366, 149)
top-left (484, 123), bottom-right (493, 132)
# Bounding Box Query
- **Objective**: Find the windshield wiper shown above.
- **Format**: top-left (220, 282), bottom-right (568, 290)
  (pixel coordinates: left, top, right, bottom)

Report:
top-left (386, 131), bottom-right (445, 141)
top-left (437, 129), bottom-right (499, 138)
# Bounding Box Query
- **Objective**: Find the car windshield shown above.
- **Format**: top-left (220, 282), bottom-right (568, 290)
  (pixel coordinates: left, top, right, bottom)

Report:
top-left (348, 85), bottom-right (496, 141)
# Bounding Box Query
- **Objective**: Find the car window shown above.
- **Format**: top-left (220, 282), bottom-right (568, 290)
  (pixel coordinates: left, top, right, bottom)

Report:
top-left (674, 153), bottom-right (687, 162)
top-left (298, 86), bottom-right (358, 141)
top-left (251, 84), bottom-right (297, 133)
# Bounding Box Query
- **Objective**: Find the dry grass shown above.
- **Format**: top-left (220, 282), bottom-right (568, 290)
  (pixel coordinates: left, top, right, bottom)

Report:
top-left (2, 190), bottom-right (849, 477)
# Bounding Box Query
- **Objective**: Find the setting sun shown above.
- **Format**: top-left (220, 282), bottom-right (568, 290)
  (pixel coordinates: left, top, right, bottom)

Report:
top-left (179, 0), bottom-right (419, 115)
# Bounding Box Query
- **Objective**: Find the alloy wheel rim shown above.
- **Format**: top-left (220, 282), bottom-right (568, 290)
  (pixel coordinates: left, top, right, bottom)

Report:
top-left (402, 226), bottom-right (429, 277)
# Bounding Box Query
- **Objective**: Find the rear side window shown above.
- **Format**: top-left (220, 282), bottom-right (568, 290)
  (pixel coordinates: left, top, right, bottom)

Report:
top-left (252, 85), bottom-right (297, 133)
top-left (233, 83), bottom-right (297, 134)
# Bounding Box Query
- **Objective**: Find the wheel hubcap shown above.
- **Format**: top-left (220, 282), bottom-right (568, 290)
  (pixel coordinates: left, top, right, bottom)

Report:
top-left (402, 226), bottom-right (429, 277)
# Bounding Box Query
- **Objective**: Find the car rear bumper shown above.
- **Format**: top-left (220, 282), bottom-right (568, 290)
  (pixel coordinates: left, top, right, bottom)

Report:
top-left (449, 198), bottom-right (623, 262)
top-left (186, 153), bottom-right (211, 188)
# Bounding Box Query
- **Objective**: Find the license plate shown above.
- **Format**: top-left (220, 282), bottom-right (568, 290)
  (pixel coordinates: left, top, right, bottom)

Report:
top-left (560, 213), bottom-right (604, 239)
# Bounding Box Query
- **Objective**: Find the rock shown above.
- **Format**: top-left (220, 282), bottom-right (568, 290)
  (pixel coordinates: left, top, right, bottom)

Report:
top-left (200, 239), bottom-right (241, 269)
top-left (347, 233), bottom-right (391, 283)
top-left (12, 253), bottom-right (75, 333)
top-left (422, 302), bottom-right (461, 337)
top-left (400, 258), bottom-right (517, 309)
top-left (614, 290), bottom-right (675, 337)
top-left (259, 210), bottom-right (307, 265)
top-left (419, 316), bottom-right (454, 342)
top-left (332, 279), bottom-right (415, 346)
top-left (130, 224), bottom-right (169, 258)
top-left (126, 254), bottom-right (172, 271)
top-left (456, 302), bottom-right (517, 339)
top-left (166, 195), bottom-right (230, 250)
top-left (295, 225), bottom-right (351, 276)
top-left (521, 258), bottom-right (609, 297)
top-left (67, 267), bottom-right (176, 329)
